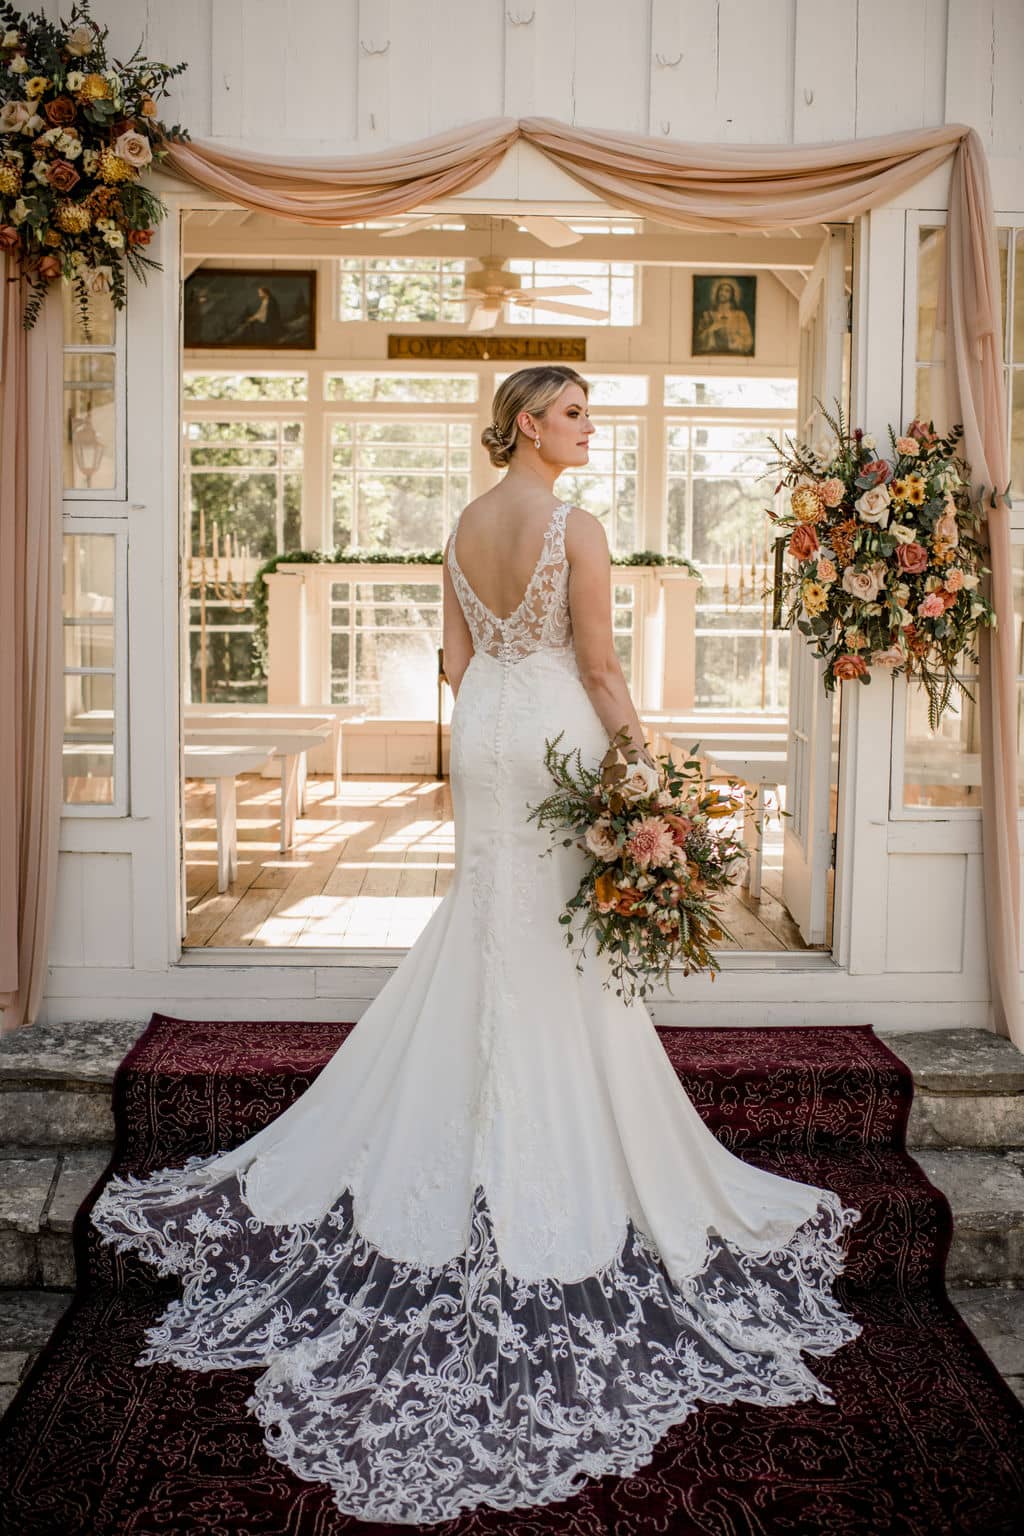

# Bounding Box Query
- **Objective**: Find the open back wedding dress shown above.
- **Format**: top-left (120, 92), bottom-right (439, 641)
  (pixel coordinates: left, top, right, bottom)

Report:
top-left (91, 499), bottom-right (863, 1527)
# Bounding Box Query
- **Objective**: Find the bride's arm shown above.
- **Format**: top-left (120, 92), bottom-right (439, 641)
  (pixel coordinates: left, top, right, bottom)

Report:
top-left (565, 508), bottom-right (654, 766)
top-left (441, 541), bottom-right (474, 698)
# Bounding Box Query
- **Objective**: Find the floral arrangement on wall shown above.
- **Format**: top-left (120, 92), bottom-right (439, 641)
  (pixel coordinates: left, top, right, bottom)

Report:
top-left (769, 404), bottom-right (997, 729)
top-left (526, 729), bottom-right (752, 1002)
top-left (0, 1), bottom-right (187, 330)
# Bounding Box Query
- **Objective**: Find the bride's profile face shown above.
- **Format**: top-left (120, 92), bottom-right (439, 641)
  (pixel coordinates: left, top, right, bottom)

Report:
top-left (521, 383), bottom-right (594, 469)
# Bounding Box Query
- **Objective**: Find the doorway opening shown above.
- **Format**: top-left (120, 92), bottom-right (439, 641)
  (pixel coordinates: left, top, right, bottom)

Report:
top-left (176, 203), bottom-right (852, 961)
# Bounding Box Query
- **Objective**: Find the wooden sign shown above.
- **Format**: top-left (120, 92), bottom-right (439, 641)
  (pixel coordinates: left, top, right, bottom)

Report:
top-left (387, 335), bottom-right (586, 361)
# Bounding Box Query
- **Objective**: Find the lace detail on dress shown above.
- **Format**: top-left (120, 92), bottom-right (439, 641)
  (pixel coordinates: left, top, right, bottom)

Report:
top-left (448, 501), bottom-right (573, 664)
top-left (91, 1164), bottom-right (862, 1528)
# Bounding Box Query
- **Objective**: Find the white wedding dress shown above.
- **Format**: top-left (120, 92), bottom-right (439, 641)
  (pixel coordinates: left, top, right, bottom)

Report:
top-left (91, 500), bottom-right (863, 1526)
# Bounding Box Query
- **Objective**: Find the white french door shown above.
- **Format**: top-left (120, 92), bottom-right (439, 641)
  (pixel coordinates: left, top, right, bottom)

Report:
top-left (782, 225), bottom-right (852, 945)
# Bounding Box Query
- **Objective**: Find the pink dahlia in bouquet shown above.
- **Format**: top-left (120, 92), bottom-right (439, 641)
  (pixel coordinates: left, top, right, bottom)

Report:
top-left (526, 728), bottom-right (753, 1003)
top-left (768, 403), bottom-right (996, 730)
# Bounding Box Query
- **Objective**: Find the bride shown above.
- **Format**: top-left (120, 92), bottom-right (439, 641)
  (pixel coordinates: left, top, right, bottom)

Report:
top-left (91, 364), bottom-right (863, 1527)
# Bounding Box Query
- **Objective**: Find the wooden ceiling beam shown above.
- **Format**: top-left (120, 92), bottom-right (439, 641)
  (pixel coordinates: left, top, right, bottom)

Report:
top-left (182, 223), bottom-right (823, 270)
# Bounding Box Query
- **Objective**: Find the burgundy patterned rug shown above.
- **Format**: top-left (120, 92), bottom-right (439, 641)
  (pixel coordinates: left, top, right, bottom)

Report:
top-left (1, 1015), bottom-right (1022, 1535)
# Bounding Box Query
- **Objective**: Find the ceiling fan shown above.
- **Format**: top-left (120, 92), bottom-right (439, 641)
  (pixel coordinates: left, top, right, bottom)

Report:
top-left (463, 260), bottom-right (609, 331)
top-left (380, 213), bottom-right (583, 247)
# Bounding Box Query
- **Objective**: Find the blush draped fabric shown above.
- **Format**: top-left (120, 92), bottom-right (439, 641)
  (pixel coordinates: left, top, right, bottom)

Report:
top-left (1, 115), bottom-right (1016, 1046)
top-left (0, 265), bottom-right (62, 1035)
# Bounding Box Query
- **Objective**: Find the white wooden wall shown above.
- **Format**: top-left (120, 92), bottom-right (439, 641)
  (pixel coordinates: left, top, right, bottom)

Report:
top-left (79, 0), bottom-right (1023, 158)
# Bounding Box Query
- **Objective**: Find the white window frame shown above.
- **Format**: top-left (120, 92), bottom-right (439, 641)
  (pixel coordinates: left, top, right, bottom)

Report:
top-left (61, 290), bottom-right (127, 506)
top-left (891, 210), bottom-right (1024, 825)
top-left (325, 408), bottom-right (476, 551)
top-left (60, 517), bottom-right (129, 817)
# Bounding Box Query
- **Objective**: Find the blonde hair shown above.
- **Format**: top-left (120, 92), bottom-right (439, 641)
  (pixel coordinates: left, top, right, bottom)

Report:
top-left (481, 365), bottom-right (590, 469)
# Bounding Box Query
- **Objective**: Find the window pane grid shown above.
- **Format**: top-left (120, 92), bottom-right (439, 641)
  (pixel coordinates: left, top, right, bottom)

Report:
top-left (330, 419), bottom-right (472, 549)
top-left (329, 579), bottom-right (442, 714)
top-left (665, 417), bottom-right (792, 712)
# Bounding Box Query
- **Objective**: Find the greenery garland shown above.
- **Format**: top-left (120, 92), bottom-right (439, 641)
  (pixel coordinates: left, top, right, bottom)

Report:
top-left (248, 546), bottom-right (702, 680)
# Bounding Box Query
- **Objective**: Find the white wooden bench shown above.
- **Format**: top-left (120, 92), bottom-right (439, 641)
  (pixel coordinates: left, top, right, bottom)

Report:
top-left (183, 744), bottom-right (272, 891)
top-left (183, 725), bottom-right (329, 852)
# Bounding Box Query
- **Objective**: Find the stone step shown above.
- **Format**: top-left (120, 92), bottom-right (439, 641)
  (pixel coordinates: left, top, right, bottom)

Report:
top-left (0, 1289), bottom-right (73, 1415)
top-left (883, 1028), bottom-right (1024, 1150)
top-left (0, 1148), bottom-right (111, 1289)
top-left (946, 1286), bottom-right (1024, 1409)
top-left (915, 1149), bottom-right (1024, 1286)
top-left (0, 1020), bottom-right (142, 1149)
top-left (3, 1140), bottom-right (1024, 1292)
top-left (3, 1021), bottom-right (1023, 1150)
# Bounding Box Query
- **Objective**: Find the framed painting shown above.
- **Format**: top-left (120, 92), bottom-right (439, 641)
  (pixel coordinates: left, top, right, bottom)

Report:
top-left (183, 268), bottom-right (317, 350)
top-left (692, 275), bottom-right (756, 357)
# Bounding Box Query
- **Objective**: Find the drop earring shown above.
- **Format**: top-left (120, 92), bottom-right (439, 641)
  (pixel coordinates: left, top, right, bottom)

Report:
top-left (534, 436), bottom-right (541, 449)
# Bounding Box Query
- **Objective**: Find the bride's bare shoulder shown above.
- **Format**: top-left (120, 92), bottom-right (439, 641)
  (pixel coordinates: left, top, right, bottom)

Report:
top-left (564, 505), bottom-right (609, 557)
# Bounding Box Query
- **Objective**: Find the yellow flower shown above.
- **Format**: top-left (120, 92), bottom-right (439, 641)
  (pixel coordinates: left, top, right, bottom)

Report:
top-left (791, 484), bottom-right (823, 522)
top-left (0, 158), bottom-right (22, 197)
top-left (890, 478), bottom-right (908, 501)
top-left (78, 72), bottom-right (111, 100)
top-left (24, 75), bottom-right (50, 99)
top-left (96, 146), bottom-right (132, 184)
top-left (802, 580), bottom-right (828, 616)
top-left (55, 199), bottom-right (90, 233)
top-left (905, 473), bottom-right (926, 507)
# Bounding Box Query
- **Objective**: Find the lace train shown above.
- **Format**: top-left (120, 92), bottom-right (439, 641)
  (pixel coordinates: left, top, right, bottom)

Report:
top-left (91, 1155), bottom-right (862, 1527)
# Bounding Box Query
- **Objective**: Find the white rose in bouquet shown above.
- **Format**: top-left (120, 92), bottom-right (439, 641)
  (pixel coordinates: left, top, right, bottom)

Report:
top-left (855, 485), bottom-right (891, 526)
top-left (0, 101), bottom-right (31, 133)
top-left (584, 819), bottom-right (621, 860)
top-left (619, 759), bottom-right (661, 802)
top-left (65, 24), bottom-right (95, 57)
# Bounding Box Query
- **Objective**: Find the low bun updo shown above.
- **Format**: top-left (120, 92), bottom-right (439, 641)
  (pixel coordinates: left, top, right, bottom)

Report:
top-left (481, 364), bottom-right (590, 469)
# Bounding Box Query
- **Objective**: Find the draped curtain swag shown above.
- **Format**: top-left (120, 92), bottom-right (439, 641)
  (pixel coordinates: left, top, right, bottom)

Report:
top-left (2, 115), bottom-right (1017, 1048)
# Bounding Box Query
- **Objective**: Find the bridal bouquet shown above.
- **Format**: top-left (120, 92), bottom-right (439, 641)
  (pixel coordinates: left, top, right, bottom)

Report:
top-left (526, 728), bottom-right (753, 1003)
top-left (768, 403), bottom-right (996, 730)
top-left (0, 1), bottom-right (188, 330)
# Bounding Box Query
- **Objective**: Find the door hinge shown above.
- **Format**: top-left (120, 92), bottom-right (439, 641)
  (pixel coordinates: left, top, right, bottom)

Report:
top-left (829, 831), bottom-right (837, 868)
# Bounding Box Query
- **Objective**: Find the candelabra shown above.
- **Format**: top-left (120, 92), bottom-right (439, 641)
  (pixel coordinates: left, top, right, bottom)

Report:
top-left (720, 527), bottom-right (774, 710)
top-left (186, 506), bottom-right (253, 704)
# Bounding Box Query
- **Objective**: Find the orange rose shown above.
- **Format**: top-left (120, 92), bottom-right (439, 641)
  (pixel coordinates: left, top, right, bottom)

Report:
top-left (44, 95), bottom-right (77, 126)
top-left (788, 522), bottom-right (820, 561)
top-left (613, 887), bottom-right (644, 915)
top-left (833, 653), bottom-right (868, 681)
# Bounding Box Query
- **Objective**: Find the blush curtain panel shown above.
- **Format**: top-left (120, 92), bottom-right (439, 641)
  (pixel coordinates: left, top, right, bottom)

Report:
top-left (0, 265), bottom-right (62, 1034)
top-left (2, 117), bottom-right (1017, 1048)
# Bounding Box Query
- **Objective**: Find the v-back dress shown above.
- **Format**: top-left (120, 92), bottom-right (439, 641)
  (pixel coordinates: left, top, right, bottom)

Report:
top-left (90, 499), bottom-right (863, 1527)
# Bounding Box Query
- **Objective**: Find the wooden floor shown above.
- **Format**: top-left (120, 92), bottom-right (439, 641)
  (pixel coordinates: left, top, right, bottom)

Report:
top-left (183, 774), bottom-right (817, 952)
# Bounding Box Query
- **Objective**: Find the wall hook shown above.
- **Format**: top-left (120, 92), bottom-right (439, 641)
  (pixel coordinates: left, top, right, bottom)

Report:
top-left (660, 120), bottom-right (671, 135)
top-left (803, 87), bottom-right (814, 105)
top-left (506, 7), bottom-right (535, 23)
top-left (654, 50), bottom-right (683, 68)
top-left (360, 38), bottom-right (391, 56)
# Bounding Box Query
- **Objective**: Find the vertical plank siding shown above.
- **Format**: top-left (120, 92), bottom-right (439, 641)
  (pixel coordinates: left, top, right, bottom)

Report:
top-left (87, 0), bottom-right (1017, 152)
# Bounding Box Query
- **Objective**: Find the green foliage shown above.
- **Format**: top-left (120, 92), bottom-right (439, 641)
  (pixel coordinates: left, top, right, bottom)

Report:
top-left (249, 547), bottom-right (702, 681)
